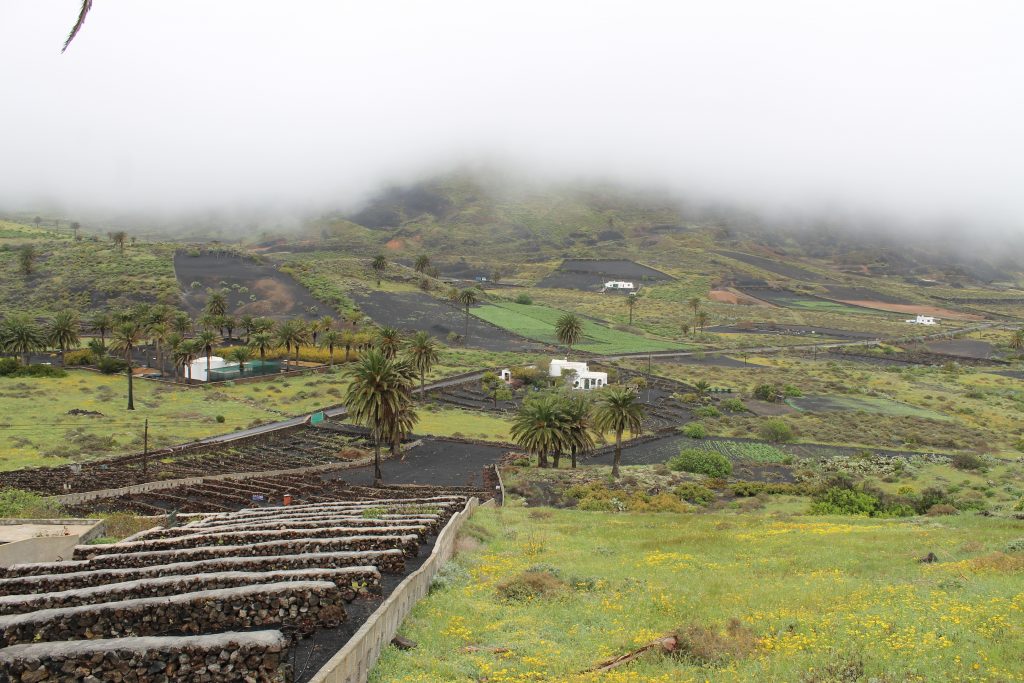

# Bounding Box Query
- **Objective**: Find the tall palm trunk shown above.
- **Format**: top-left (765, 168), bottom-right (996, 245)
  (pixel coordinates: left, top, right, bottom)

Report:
top-left (612, 430), bottom-right (623, 478)
top-left (552, 450), bottom-right (561, 469)
top-left (206, 350), bottom-right (212, 375)
top-left (283, 344), bottom-right (290, 371)
top-left (538, 450), bottom-right (549, 468)
top-left (420, 371), bottom-right (425, 401)
top-left (373, 437), bottom-right (383, 486)
top-left (126, 349), bottom-right (134, 410)
top-left (464, 305), bottom-right (470, 344)
top-left (329, 346), bottom-right (335, 367)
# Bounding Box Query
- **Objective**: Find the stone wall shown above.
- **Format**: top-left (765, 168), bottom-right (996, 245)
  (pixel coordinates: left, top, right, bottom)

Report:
top-left (0, 567), bottom-right (380, 616)
top-left (0, 580), bottom-right (344, 646)
top-left (0, 550), bottom-right (405, 595)
top-left (4, 535), bottom-right (419, 577)
top-left (0, 630), bottom-right (291, 682)
top-left (73, 525), bottom-right (429, 560)
top-left (138, 515), bottom-right (442, 540)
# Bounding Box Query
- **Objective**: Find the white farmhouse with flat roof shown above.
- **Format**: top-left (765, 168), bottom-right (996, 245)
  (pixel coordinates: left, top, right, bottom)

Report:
top-left (549, 358), bottom-right (608, 390)
top-left (906, 314), bottom-right (937, 325)
top-left (602, 280), bottom-right (635, 291)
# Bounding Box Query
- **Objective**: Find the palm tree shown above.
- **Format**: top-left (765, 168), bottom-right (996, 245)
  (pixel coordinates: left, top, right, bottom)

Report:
top-left (276, 319), bottom-right (310, 371)
top-left (562, 392), bottom-right (596, 469)
top-left (1009, 329), bottom-right (1024, 352)
top-left (46, 311), bottom-right (80, 367)
top-left (456, 288), bottom-right (479, 344)
top-left (222, 315), bottom-right (237, 341)
top-left (171, 311), bottom-right (192, 337)
top-left (414, 255), bottom-right (431, 273)
top-left (510, 393), bottom-right (567, 469)
top-left (680, 322), bottom-right (691, 339)
top-left (173, 339), bottom-right (198, 383)
top-left (249, 331), bottom-right (275, 364)
top-left (694, 380), bottom-right (712, 398)
top-left (405, 331), bottom-right (440, 399)
top-left (555, 313), bottom-right (584, 359)
top-left (204, 289), bottom-right (228, 318)
top-left (343, 348), bottom-right (417, 486)
top-left (239, 314), bottom-right (257, 343)
top-left (109, 231), bottom-right (127, 253)
top-left (109, 322), bottom-right (143, 409)
top-left (88, 310), bottom-right (113, 347)
top-left (341, 330), bottom-right (356, 362)
top-left (314, 315), bottom-right (334, 345)
top-left (626, 292), bottom-right (639, 325)
top-left (377, 327), bottom-right (403, 359)
top-left (166, 333), bottom-right (183, 380)
top-left (18, 245), bottom-right (37, 276)
top-left (148, 321), bottom-right (170, 375)
top-left (195, 330), bottom-right (218, 377)
top-left (319, 330), bottom-right (343, 367)
top-left (228, 346), bottom-right (253, 374)
top-left (688, 296), bottom-right (702, 318)
top-left (1, 314), bottom-right (45, 365)
top-left (592, 386), bottom-right (645, 478)
top-left (198, 313), bottom-right (220, 333)
top-left (372, 254), bottom-right (387, 287)
top-left (695, 310), bottom-right (709, 334)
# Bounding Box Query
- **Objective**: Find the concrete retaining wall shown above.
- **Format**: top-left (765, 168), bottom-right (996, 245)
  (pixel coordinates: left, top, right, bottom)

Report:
top-left (0, 520), bottom-right (105, 569)
top-left (308, 497), bottom-right (481, 683)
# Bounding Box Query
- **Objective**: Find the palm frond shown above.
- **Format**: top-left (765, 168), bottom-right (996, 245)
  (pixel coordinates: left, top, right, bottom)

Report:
top-left (62, 0), bottom-right (93, 53)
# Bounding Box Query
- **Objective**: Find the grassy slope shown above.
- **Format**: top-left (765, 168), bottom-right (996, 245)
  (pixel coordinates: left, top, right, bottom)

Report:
top-left (0, 221), bottom-right (179, 315)
top-left (0, 369), bottom-right (357, 469)
top-left (374, 504), bottom-right (1024, 683)
top-left (472, 300), bottom-right (688, 354)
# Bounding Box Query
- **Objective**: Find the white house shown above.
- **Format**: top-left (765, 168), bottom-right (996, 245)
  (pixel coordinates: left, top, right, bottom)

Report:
top-left (499, 368), bottom-right (512, 382)
top-left (906, 315), bottom-right (937, 325)
top-left (549, 358), bottom-right (608, 390)
top-left (188, 355), bottom-right (229, 382)
top-left (602, 280), bottom-right (635, 291)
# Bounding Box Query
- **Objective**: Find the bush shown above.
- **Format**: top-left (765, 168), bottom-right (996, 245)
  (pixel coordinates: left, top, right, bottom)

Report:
top-left (752, 384), bottom-right (782, 402)
top-left (215, 415), bottom-right (226, 423)
top-left (515, 293), bottom-right (533, 305)
top-left (496, 570), bottom-right (566, 601)
top-left (809, 487), bottom-right (879, 516)
top-left (950, 453), bottom-right (987, 472)
top-left (782, 384), bottom-right (802, 398)
top-left (0, 360), bottom-right (67, 378)
top-left (668, 448), bottom-right (732, 478)
top-left (1005, 539), bottom-right (1024, 553)
top-left (719, 398), bottom-right (746, 413)
top-left (681, 423), bottom-right (707, 439)
top-left (674, 482), bottom-right (716, 505)
top-left (694, 406), bottom-right (721, 418)
top-left (1014, 498), bottom-right (1024, 512)
top-left (758, 418), bottom-right (794, 443)
top-left (63, 349), bottom-right (95, 366)
top-left (926, 504), bottom-right (958, 516)
top-left (97, 356), bottom-right (129, 374)
top-left (673, 619), bottom-right (757, 665)
top-left (0, 489), bottom-right (63, 518)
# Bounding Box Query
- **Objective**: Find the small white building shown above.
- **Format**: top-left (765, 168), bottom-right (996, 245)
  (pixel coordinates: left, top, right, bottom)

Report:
top-left (499, 368), bottom-right (512, 382)
top-left (188, 355), bottom-right (229, 382)
top-left (602, 280), bottom-right (635, 291)
top-left (906, 315), bottom-right (937, 325)
top-left (549, 358), bottom-right (608, 390)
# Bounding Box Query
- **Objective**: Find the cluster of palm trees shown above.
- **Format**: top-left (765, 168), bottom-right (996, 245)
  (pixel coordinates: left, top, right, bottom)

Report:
top-left (683, 297), bottom-right (710, 337)
top-left (0, 312), bottom-right (81, 366)
top-left (510, 385), bottom-right (645, 477)
top-left (342, 329), bottom-right (441, 486)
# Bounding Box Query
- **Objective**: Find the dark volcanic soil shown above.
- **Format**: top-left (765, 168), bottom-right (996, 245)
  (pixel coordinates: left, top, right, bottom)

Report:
top-left (537, 259), bottom-right (673, 290)
top-left (174, 252), bottom-right (335, 320)
top-left (923, 339), bottom-right (995, 360)
top-left (350, 289), bottom-right (545, 352)
top-left (717, 251), bottom-right (832, 282)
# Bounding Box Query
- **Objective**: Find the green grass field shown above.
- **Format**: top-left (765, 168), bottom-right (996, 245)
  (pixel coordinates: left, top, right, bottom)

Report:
top-left (472, 301), bottom-right (689, 354)
top-left (373, 504), bottom-right (1024, 683)
top-left (0, 369), bottom-right (358, 469)
top-left (786, 395), bottom-right (952, 421)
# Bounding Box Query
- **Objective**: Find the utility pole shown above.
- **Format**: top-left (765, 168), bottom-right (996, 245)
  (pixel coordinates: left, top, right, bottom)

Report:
top-left (142, 419), bottom-right (149, 478)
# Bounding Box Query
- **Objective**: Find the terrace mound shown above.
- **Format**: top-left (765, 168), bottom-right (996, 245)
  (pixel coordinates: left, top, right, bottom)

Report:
top-left (537, 259), bottom-right (673, 291)
top-left (0, 492), bottom-right (478, 682)
top-left (175, 250), bottom-right (335, 321)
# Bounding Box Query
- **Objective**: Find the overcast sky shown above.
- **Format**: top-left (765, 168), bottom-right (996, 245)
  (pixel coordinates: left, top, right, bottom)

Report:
top-left (2, 1), bottom-right (1023, 233)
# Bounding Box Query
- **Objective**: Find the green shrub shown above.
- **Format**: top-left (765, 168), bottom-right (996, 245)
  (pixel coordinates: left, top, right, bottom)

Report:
top-left (950, 453), bottom-right (987, 471)
top-left (752, 384), bottom-right (782, 402)
top-left (681, 423), bottom-right (707, 439)
top-left (215, 415), bottom-right (226, 423)
top-left (1004, 539), bottom-right (1024, 553)
top-left (0, 360), bottom-right (67, 378)
top-left (97, 356), bottom-right (129, 374)
top-left (668, 448), bottom-right (732, 477)
top-left (719, 398), bottom-right (746, 413)
top-left (1014, 498), bottom-right (1024, 512)
top-left (758, 418), bottom-right (794, 443)
top-left (694, 406), bottom-right (721, 418)
top-left (515, 293), bottom-right (533, 305)
top-left (782, 384), bottom-right (802, 398)
top-left (63, 349), bottom-right (95, 366)
top-left (809, 487), bottom-right (879, 516)
top-left (0, 489), bottom-right (63, 518)
top-left (0, 358), bottom-right (20, 375)
top-left (674, 482), bottom-right (716, 505)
